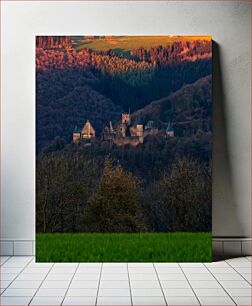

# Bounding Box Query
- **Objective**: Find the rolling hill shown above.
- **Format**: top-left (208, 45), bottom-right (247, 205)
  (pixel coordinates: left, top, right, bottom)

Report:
top-left (132, 75), bottom-right (212, 136)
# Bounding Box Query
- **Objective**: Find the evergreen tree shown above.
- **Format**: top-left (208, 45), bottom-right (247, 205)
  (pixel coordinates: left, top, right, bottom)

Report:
top-left (83, 157), bottom-right (147, 232)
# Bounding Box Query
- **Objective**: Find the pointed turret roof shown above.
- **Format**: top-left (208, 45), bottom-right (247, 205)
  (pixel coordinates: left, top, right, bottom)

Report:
top-left (73, 125), bottom-right (81, 133)
top-left (82, 120), bottom-right (95, 135)
top-left (166, 122), bottom-right (174, 132)
top-left (136, 116), bottom-right (143, 125)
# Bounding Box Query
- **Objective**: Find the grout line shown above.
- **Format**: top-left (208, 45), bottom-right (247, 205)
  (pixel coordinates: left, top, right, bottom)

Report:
top-left (225, 260), bottom-right (252, 286)
top-left (178, 263), bottom-right (202, 306)
top-left (203, 263), bottom-right (238, 306)
top-left (28, 260), bottom-right (55, 305)
top-left (61, 263), bottom-right (80, 306)
top-left (126, 263), bottom-right (133, 306)
top-left (244, 256), bottom-right (252, 262)
top-left (0, 256), bottom-right (34, 296)
top-left (0, 255), bottom-right (12, 266)
top-left (153, 263), bottom-right (168, 306)
top-left (95, 262), bottom-right (103, 306)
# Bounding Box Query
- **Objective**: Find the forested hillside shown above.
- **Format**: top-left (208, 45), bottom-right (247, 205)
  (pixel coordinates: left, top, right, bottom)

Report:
top-left (132, 75), bottom-right (212, 137)
top-left (36, 41), bottom-right (211, 153)
top-left (36, 36), bottom-right (212, 234)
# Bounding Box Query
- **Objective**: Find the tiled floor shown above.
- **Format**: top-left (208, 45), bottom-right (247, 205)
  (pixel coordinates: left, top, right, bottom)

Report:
top-left (0, 256), bottom-right (251, 305)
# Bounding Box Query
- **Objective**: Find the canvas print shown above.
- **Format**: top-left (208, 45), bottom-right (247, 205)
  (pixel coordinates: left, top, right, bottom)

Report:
top-left (36, 36), bottom-right (212, 262)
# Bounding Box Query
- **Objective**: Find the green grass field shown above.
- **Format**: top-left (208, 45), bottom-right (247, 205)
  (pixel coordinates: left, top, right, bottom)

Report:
top-left (36, 232), bottom-right (212, 262)
top-left (73, 36), bottom-right (211, 54)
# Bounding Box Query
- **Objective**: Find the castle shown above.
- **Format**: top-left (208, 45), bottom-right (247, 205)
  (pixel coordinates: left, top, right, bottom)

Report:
top-left (72, 120), bottom-right (96, 143)
top-left (73, 112), bottom-right (174, 146)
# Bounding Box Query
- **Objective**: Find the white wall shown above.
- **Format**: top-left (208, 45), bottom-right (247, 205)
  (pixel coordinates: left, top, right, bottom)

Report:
top-left (1, 1), bottom-right (251, 243)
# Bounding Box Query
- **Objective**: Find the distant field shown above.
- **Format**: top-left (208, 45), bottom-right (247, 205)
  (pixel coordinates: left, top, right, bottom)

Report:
top-left (73, 36), bottom-right (211, 54)
top-left (36, 232), bottom-right (212, 262)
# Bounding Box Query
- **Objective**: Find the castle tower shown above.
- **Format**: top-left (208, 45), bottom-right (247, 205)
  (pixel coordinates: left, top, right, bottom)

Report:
top-left (166, 122), bottom-right (174, 137)
top-left (81, 120), bottom-right (96, 139)
top-left (136, 117), bottom-right (144, 144)
top-left (72, 126), bottom-right (81, 143)
top-left (122, 112), bottom-right (131, 124)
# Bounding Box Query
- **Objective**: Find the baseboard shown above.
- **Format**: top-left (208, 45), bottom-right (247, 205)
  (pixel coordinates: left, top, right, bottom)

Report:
top-left (0, 240), bottom-right (35, 256)
top-left (212, 237), bottom-right (252, 259)
top-left (0, 238), bottom-right (251, 257)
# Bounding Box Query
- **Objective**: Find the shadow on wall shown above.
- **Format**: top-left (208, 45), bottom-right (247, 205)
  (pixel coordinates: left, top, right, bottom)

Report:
top-left (212, 41), bottom-right (245, 240)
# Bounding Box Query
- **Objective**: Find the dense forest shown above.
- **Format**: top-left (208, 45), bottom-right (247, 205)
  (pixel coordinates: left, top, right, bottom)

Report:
top-left (36, 37), bottom-right (212, 233)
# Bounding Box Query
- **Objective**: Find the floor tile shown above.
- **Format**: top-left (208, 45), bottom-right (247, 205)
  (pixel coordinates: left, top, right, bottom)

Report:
top-left (8, 256), bottom-right (33, 261)
top-left (219, 280), bottom-right (252, 288)
top-left (232, 296), bottom-right (252, 305)
top-left (0, 296), bottom-right (32, 305)
top-left (180, 263), bottom-right (205, 267)
top-left (132, 296), bottom-right (166, 305)
top-left (189, 280), bottom-right (221, 288)
top-left (62, 296), bottom-right (96, 305)
top-left (158, 273), bottom-right (186, 281)
top-left (165, 296), bottom-right (200, 305)
top-left (70, 280), bottom-right (99, 289)
top-left (1, 274), bottom-right (17, 281)
top-left (99, 281), bottom-right (129, 289)
top-left (128, 263), bottom-right (153, 268)
top-left (185, 273), bottom-right (215, 281)
top-left (163, 288), bottom-right (195, 296)
top-left (198, 296), bottom-right (235, 305)
top-left (16, 273), bottom-right (46, 281)
top-left (160, 280), bottom-right (191, 288)
top-left (228, 262), bottom-right (252, 268)
top-left (205, 261), bottom-right (230, 268)
top-left (98, 288), bottom-right (130, 297)
top-left (154, 263), bottom-right (179, 268)
top-left (46, 273), bottom-right (73, 281)
top-left (30, 296), bottom-right (64, 305)
top-left (129, 273), bottom-right (157, 281)
top-left (50, 266), bottom-right (77, 274)
top-left (130, 280), bottom-right (160, 289)
top-left (97, 296), bottom-right (131, 305)
top-left (76, 267), bottom-right (101, 274)
top-left (208, 267), bottom-right (237, 274)
top-left (242, 274), bottom-right (252, 283)
top-left (27, 262), bottom-right (53, 268)
top-left (131, 288), bottom-right (163, 297)
top-left (156, 267), bottom-right (182, 274)
top-left (8, 280), bottom-right (42, 289)
top-left (214, 273), bottom-right (245, 281)
top-left (227, 257), bottom-right (250, 263)
top-left (128, 268), bottom-right (155, 274)
top-left (235, 267), bottom-right (252, 274)
top-left (36, 287), bottom-right (67, 296)
top-left (0, 256), bottom-right (10, 264)
top-left (103, 264), bottom-right (127, 274)
top-left (22, 267), bottom-right (50, 274)
top-left (0, 280), bottom-right (12, 288)
top-left (79, 263), bottom-right (102, 268)
top-left (52, 263), bottom-right (78, 268)
top-left (194, 288), bottom-right (228, 296)
top-left (3, 261), bottom-right (28, 268)
top-left (101, 274), bottom-right (128, 281)
top-left (67, 288), bottom-right (97, 296)
top-left (1, 267), bottom-right (23, 274)
top-left (74, 273), bottom-right (100, 281)
top-left (182, 267), bottom-right (209, 274)
top-left (2, 288), bottom-right (37, 296)
top-left (40, 280), bottom-right (71, 288)
top-left (225, 288), bottom-right (252, 296)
